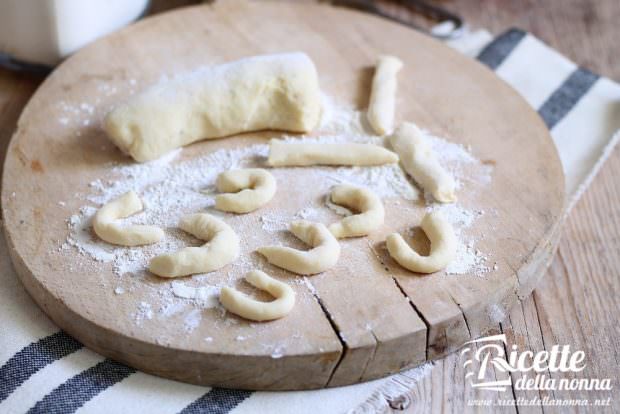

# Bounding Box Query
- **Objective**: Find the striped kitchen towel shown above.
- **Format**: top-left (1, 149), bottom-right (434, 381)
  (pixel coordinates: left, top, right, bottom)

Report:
top-left (1, 28), bottom-right (619, 414)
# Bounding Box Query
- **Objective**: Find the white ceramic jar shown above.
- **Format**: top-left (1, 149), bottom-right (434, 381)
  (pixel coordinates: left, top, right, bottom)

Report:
top-left (0, 0), bottom-right (150, 67)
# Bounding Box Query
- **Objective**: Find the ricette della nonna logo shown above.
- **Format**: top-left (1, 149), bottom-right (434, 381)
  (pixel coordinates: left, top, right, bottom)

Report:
top-left (461, 334), bottom-right (612, 393)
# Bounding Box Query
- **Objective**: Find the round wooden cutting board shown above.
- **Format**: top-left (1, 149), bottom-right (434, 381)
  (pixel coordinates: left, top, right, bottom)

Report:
top-left (1, 1), bottom-right (565, 390)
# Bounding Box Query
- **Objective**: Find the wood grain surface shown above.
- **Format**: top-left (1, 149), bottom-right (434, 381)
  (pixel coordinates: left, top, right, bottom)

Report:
top-left (371, 0), bottom-right (620, 412)
top-left (0, 0), bottom-right (566, 390)
top-left (0, 0), bottom-right (617, 410)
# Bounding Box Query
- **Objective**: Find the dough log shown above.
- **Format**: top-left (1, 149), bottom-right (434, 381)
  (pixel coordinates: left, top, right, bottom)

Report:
top-left (149, 213), bottom-right (239, 278)
top-left (267, 139), bottom-right (398, 167)
top-left (215, 168), bottom-right (276, 214)
top-left (257, 220), bottom-right (340, 275)
top-left (328, 185), bottom-right (384, 238)
top-left (386, 211), bottom-right (456, 273)
top-left (93, 191), bottom-right (163, 246)
top-left (367, 55), bottom-right (403, 136)
top-left (220, 270), bottom-right (295, 322)
top-left (104, 52), bottom-right (322, 162)
top-left (390, 122), bottom-right (456, 203)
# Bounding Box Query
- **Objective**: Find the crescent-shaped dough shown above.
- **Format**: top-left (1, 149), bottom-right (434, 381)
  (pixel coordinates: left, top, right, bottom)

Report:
top-left (219, 270), bottom-right (295, 321)
top-left (328, 185), bottom-right (384, 238)
top-left (386, 211), bottom-right (456, 273)
top-left (267, 139), bottom-right (398, 167)
top-left (215, 168), bottom-right (276, 214)
top-left (149, 213), bottom-right (239, 278)
top-left (367, 55), bottom-right (403, 136)
top-left (390, 122), bottom-right (457, 203)
top-left (93, 191), bottom-right (164, 246)
top-left (104, 52), bottom-right (321, 162)
top-left (257, 220), bottom-right (340, 275)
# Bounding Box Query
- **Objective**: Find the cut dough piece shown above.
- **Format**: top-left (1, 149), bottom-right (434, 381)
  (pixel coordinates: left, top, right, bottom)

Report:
top-left (328, 185), bottom-right (384, 238)
top-left (93, 191), bottom-right (163, 246)
top-left (104, 52), bottom-right (322, 162)
top-left (215, 168), bottom-right (276, 213)
top-left (149, 213), bottom-right (239, 278)
top-left (367, 55), bottom-right (403, 136)
top-left (267, 139), bottom-right (398, 167)
top-left (390, 122), bottom-right (457, 203)
top-left (257, 220), bottom-right (340, 275)
top-left (386, 211), bottom-right (456, 274)
top-left (220, 270), bottom-right (295, 321)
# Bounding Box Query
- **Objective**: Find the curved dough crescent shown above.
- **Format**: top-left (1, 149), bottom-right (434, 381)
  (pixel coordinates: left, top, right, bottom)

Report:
top-left (219, 270), bottom-right (295, 321)
top-left (389, 122), bottom-right (457, 203)
top-left (257, 220), bottom-right (340, 275)
top-left (386, 211), bottom-right (456, 273)
top-left (367, 55), bottom-right (403, 136)
top-left (328, 185), bottom-right (384, 238)
top-left (215, 168), bottom-right (276, 213)
top-left (104, 52), bottom-right (321, 162)
top-left (149, 213), bottom-right (239, 278)
top-left (267, 139), bottom-right (398, 167)
top-left (93, 191), bottom-right (164, 246)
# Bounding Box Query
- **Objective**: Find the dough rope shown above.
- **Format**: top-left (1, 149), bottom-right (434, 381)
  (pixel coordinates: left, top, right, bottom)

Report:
top-left (149, 213), bottom-right (239, 278)
top-left (389, 122), bottom-right (457, 203)
top-left (93, 191), bottom-right (164, 246)
top-left (267, 139), bottom-right (398, 167)
top-left (257, 220), bottom-right (340, 275)
top-left (104, 52), bottom-right (322, 162)
top-left (328, 185), bottom-right (384, 238)
top-left (386, 211), bottom-right (456, 273)
top-left (219, 270), bottom-right (295, 321)
top-left (367, 55), bottom-right (403, 136)
top-left (215, 168), bottom-right (276, 213)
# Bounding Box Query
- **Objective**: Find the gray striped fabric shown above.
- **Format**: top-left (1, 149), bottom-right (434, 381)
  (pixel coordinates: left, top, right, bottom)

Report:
top-left (538, 68), bottom-right (599, 129)
top-left (179, 389), bottom-right (253, 414)
top-left (1, 28), bottom-right (618, 414)
top-left (27, 360), bottom-right (135, 414)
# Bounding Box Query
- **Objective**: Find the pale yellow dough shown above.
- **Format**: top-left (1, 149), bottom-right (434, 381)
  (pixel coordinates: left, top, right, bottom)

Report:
top-left (389, 122), bottom-right (457, 203)
top-left (267, 139), bottom-right (398, 167)
top-left (328, 185), bottom-right (384, 238)
top-left (104, 52), bottom-right (322, 162)
top-left (215, 168), bottom-right (276, 214)
top-left (386, 211), bottom-right (456, 274)
top-left (149, 213), bottom-right (239, 278)
top-left (257, 220), bottom-right (340, 275)
top-left (220, 270), bottom-right (295, 322)
top-left (367, 55), bottom-right (403, 136)
top-left (93, 191), bottom-right (163, 246)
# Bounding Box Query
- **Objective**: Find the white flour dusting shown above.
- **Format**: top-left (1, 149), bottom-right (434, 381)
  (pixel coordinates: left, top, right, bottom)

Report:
top-left (427, 203), bottom-right (489, 275)
top-left (57, 94), bottom-right (494, 337)
top-left (171, 281), bottom-right (220, 308)
top-left (183, 309), bottom-right (202, 332)
top-left (134, 301), bottom-right (153, 325)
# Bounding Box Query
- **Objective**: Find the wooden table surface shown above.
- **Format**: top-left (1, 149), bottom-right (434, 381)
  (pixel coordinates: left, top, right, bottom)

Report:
top-left (0, 0), bottom-right (617, 411)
